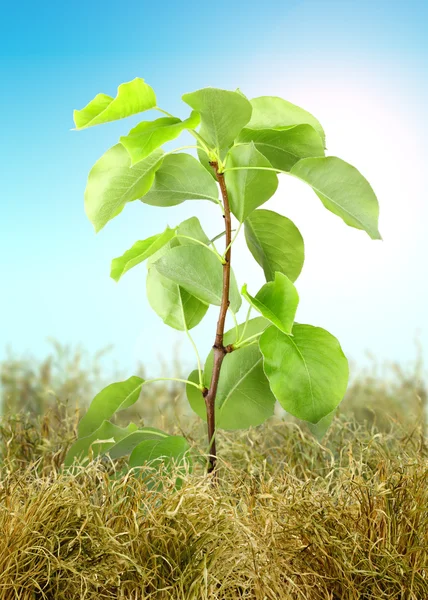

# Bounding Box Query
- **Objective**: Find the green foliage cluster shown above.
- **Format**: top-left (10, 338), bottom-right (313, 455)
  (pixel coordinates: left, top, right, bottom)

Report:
top-left (67, 77), bottom-right (380, 472)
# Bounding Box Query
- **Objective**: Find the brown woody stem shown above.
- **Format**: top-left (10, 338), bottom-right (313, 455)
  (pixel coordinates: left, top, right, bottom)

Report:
top-left (204, 160), bottom-right (233, 474)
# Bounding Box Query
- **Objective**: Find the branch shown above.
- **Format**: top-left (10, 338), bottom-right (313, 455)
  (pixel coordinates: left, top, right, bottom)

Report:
top-left (203, 160), bottom-right (233, 475)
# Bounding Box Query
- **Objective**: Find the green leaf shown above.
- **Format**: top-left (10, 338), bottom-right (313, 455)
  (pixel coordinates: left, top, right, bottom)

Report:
top-left (64, 421), bottom-right (137, 467)
top-left (141, 153), bottom-right (219, 207)
top-left (290, 157), bottom-right (381, 240)
top-left (73, 78), bottom-right (157, 130)
top-left (176, 216), bottom-right (210, 246)
top-left (129, 435), bottom-right (190, 468)
top-left (154, 245), bottom-right (242, 312)
top-left (245, 209), bottom-right (304, 282)
top-left (146, 236), bottom-right (180, 268)
top-left (182, 87), bottom-right (252, 152)
top-left (225, 143), bottom-right (278, 222)
top-left (78, 376), bottom-right (144, 439)
top-left (247, 96), bottom-right (325, 146)
top-left (107, 427), bottom-right (169, 460)
top-left (111, 226), bottom-right (176, 282)
top-left (85, 144), bottom-right (164, 232)
top-left (237, 125), bottom-right (325, 171)
top-left (145, 222), bottom-right (211, 331)
top-left (242, 272), bottom-right (299, 335)
top-left (306, 410), bottom-right (336, 441)
top-left (186, 317), bottom-right (275, 430)
top-left (120, 112), bottom-right (200, 165)
top-left (146, 267), bottom-right (209, 331)
top-left (259, 324), bottom-right (349, 424)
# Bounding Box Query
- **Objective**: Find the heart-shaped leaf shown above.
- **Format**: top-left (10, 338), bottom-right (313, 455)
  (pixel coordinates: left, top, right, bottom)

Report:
top-left (154, 245), bottom-right (241, 312)
top-left (245, 209), bottom-right (304, 282)
top-left (259, 324), bottom-right (349, 423)
top-left (146, 267), bottom-right (209, 331)
top-left (242, 272), bottom-right (299, 335)
top-left (182, 87), bottom-right (252, 152)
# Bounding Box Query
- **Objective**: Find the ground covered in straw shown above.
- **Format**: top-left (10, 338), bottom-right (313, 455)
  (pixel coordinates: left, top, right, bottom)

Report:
top-left (0, 346), bottom-right (427, 598)
top-left (0, 413), bottom-right (427, 599)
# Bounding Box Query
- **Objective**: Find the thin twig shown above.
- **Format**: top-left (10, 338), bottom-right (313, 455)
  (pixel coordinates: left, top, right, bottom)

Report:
top-left (203, 160), bottom-right (234, 475)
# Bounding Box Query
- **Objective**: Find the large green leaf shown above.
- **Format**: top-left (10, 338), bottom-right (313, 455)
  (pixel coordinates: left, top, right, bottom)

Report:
top-left (186, 317), bottom-right (275, 429)
top-left (120, 112), bottom-right (200, 165)
top-left (85, 144), bottom-right (164, 232)
top-left (78, 376), bottom-right (144, 439)
top-left (111, 226), bottom-right (176, 282)
top-left (259, 324), bottom-right (349, 424)
top-left (225, 143), bottom-right (278, 222)
top-left (245, 209), bottom-right (304, 282)
top-left (146, 267), bottom-right (209, 331)
top-left (74, 78), bottom-right (156, 130)
top-left (247, 96), bottom-right (325, 146)
top-left (237, 125), bottom-right (325, 172)
top-left (291, 157), bottom-right (381, 240)
top-left (141, 153), bottom-right (219, 207)
top-left (242, 272), bottom-right (299, 335)
top-left (182, 87), bottom-right (252, 152)
top-left (64, 421), bottom-right (137, 467)
top-left (154, 245), bottom-right (241, 312)
top-left (107, 427), bottom-right (169, 460)
top-left (129, 435), bottom-right (190, 468)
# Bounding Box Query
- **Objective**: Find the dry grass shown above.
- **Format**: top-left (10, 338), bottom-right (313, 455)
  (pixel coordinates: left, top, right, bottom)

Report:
top-left (0, 344), bottom-right (427, 598)
top-left (0, 415), bottom-right (427, 599)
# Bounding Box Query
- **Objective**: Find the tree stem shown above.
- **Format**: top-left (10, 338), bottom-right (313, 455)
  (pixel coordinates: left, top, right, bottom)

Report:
top-left (204, 160), bottom-right (233, 475)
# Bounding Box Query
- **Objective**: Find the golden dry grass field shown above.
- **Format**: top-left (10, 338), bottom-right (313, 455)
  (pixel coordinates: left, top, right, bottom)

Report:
top-left (0, 344), bottom-right (427, 599)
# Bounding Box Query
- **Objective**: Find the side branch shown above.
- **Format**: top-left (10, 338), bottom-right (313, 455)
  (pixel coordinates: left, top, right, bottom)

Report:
top-left (204, 160), bottom-right (233, 474)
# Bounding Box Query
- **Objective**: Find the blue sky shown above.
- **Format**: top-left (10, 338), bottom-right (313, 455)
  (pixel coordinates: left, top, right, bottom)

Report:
top-left (1, 0), bottom-right (427, 377)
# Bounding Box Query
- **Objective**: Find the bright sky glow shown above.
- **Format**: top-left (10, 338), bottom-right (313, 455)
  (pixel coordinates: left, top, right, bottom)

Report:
top-left (1, 0), bottom-right (427, 378)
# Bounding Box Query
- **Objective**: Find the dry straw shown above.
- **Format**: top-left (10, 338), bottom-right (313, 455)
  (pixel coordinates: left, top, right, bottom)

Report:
top-left (0, 414), bottom-right (427, 599)
top-left (1, 346), bottom-right (427, 597)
